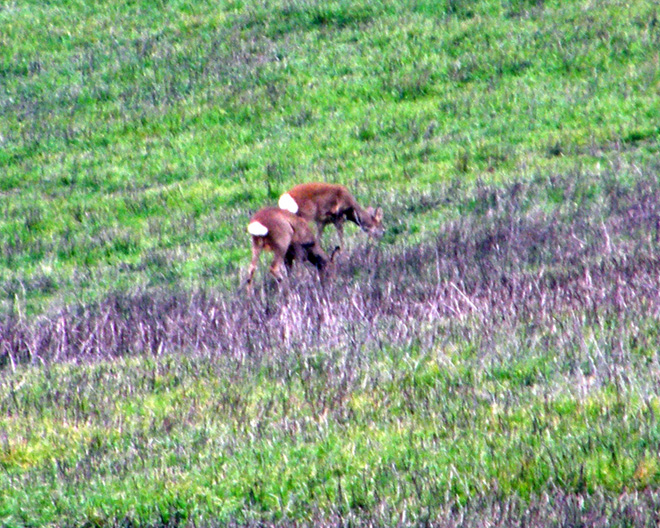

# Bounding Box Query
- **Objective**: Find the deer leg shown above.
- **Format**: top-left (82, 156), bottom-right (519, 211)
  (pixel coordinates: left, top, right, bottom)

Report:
top-left (293, 243), bottom-right (308, 266)
top-left (269, 251), bottom-right (286, 282)
top-left (335, 219), bottom-right (345, 249)
top-left (316, 222), bottom-right (327, 243)
top-left (304, 242), bottom-right (326, 270)
top-left (246, 242), bottom-right (262, 292)
top-left (305, 241), bottom-right (334, 286)
top-left (284, 246), bottom-right (296, 269)
top-left (286, 243), bottom-right (310, 282)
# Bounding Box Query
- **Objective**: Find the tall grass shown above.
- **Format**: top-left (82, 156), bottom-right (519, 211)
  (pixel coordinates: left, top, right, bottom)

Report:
top-left (4, 171), bottom-right (660, 369)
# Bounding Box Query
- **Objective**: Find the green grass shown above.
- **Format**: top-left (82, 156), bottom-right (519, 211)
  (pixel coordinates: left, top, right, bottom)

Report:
top-left (2, 338), bottom-right (660, 526)
top-left (2, 0), bottom-right (660, 314)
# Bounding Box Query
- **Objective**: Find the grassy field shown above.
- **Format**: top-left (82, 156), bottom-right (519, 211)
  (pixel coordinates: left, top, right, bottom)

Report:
top-left (2, 0), bottom-right (660, 526)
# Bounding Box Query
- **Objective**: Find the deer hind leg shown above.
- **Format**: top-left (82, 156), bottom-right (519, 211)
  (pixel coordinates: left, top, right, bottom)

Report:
top-left (267, 227), bottom-right (294, 285)
top-left (269, 246), bottom-right (289, 283)
top-left (316, 221), bottom-right (327, 243)
top-left (246, 241), bottom-right (262, 292)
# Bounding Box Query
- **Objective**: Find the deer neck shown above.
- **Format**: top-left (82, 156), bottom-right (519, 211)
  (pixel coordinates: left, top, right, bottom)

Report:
top-left (351, 204), bottom-right (373, 230)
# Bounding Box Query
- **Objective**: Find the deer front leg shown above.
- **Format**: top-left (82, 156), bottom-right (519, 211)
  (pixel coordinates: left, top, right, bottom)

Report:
top-left (335, 219), bottom-right (345, 249)
top-left (285, 243), bottom-right (307, 271)
top-left (303, 241), bottom-right (326, 269)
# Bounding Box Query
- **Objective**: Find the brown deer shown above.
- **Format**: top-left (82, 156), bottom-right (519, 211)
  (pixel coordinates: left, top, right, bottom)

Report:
top-left (278, 183), bottom-right (384, 247)
top-left (246, 207), bottom-right (337, 289)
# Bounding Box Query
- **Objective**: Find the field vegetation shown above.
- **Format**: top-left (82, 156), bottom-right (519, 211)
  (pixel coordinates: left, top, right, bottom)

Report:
top-left (2, 0), bottom-right (660, 526)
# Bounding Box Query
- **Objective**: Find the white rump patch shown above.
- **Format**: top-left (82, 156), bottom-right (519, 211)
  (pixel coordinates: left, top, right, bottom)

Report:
top-left (247, 221), bottom-right (268, 236)
top-left (278, 193), bottom-right (299, 214)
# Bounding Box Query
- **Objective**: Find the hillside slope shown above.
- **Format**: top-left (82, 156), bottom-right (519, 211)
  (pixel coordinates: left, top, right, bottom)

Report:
top-left (2, 1), bottom-right (660, 526)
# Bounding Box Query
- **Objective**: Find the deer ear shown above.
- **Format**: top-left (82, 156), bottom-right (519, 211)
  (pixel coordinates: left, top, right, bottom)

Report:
top-left (374, 207), bottom-right (383, 222)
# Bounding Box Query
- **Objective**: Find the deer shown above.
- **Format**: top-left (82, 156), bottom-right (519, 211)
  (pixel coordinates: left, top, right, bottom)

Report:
top-left (278, 183), bottom-right (384, 248)
top-left (246, 207), bottom-right (338, 290)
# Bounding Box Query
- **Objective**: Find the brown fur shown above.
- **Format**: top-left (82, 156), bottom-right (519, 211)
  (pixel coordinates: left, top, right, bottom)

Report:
top-left (281, 183), bottom-right (384, 246)
top-left (246, 207), bottom-right (332, 289)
